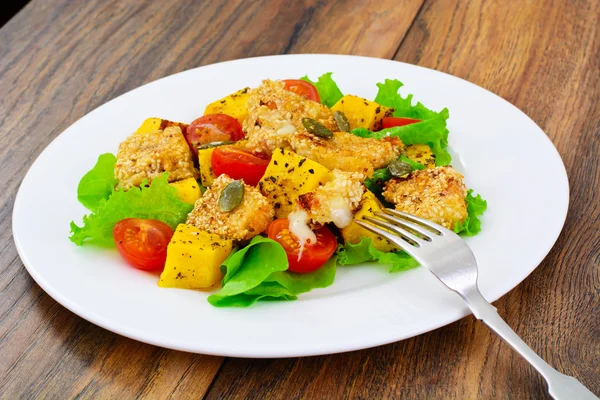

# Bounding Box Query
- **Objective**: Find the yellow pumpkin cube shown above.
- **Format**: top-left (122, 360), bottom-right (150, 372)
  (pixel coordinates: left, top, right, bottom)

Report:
top-left (331, 95), bottom-right (393, 131)
top-left (135, 118), bottom-right (189, 134)
top-left (341, 191), bottom-right (397, 252)
top-left (169, 177), bottom-right (202, 204)
top-left (259, 148), bottom-right (332, 219)
top-left (204, 88), bottom-right (250, 125)
top-left (159, 224), bottom-right (232, 289)
top-left (405, 144), bottom-right (436, 168)
top-left (198, 147), bottom-right (216, 187)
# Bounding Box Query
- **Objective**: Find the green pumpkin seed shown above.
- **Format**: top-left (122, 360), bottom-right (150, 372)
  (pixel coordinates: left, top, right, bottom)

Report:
top-left (334, 111), bottom-right (350, 132)
top-left (197, 141), bottom-right (235, 150)
top-left (219, 180), bottom-right (244, 212)
top-left (388, 160), bottom-right (413, 178)
top-left (302, 118), bottom-right (333, 138)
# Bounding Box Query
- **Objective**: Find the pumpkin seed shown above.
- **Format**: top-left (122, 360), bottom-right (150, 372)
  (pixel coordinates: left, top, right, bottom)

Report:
top-left (219, 180), bottom-right (244, 212)
top-left (197, 140), bottom-right (235, 150)
top-left (388, 160), bottom-right (413, 178)
top-left (302, 118), bottom-right (333, 138)
top-left (334, 111), bottom-right (350, 132)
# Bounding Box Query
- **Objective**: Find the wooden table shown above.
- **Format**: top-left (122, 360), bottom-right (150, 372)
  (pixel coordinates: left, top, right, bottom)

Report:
top-left (1, 0), bottom-right (598, 398)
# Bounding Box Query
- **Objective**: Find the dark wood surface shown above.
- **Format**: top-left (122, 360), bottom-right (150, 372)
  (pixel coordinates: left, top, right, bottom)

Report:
top-left (0, 0), bottom-right (598, 398)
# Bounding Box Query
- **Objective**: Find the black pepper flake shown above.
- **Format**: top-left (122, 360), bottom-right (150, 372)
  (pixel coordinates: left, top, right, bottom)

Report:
top-left (308, 169), bottom-right (314, 174)
top-left (274, 160), bottom-right (278, 165)
top-left (288, 167), bottom-right (295, 173)
top-left (259, 181), bottom-right (264, 190)
top-left (299, 159), bottom-right (306, 167)
top-left (220, 100), bottom-right (226, 104)
top-left (274, 203), bottom-right (281, 209)
top-left (375, 106), bottom-right (381, 114)
top-left (269, 176), bottom-right (276, 182)
top-left (363, 101), bottom-right (369, 106)
top-left (284, 163), bottom-right (289, 168)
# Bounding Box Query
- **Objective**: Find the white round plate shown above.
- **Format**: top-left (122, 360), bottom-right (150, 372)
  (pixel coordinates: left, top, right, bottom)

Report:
top-left (13, 55), bottom-right (568, 358)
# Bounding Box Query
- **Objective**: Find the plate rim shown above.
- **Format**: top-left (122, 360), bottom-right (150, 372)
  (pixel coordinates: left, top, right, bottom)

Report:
top-left (11, 54), bottom-right (570, 357)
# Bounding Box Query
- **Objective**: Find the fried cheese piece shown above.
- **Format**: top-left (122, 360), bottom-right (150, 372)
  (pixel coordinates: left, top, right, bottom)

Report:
top-left (186, 174), bottom-right (274, 241)
top-left (115, 126), bottom-right (197, 189)
top-left (243, 79), bottom-right (336, 155)
top-left (298, 170), bottom-right (365, 229)
top-left (289, 130), bottom-right (403, 177)
top-left (382, 166), bottom-right (467, 230)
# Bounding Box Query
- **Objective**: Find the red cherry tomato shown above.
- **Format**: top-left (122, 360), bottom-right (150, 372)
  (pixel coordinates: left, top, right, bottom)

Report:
top-left (281, 79), bottom-right (320, 102)
top-left (381, 117), bottom-right (421, 129)
top-left (211, 146), bottom-right (270, 186)
top-left (186, 114), bottom-right (244, 155)
top-left (267, 219), bottom-right (337, 273)
top-left (113, 218), bottom-right (174, 271)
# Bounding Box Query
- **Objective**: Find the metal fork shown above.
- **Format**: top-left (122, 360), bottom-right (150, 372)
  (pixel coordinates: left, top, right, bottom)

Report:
top-left (356, 209), bottom-right (598, 400)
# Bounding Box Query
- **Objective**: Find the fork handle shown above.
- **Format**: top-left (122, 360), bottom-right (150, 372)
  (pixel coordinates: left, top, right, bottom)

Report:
top-left (462, 289), bottom-right (598, 400)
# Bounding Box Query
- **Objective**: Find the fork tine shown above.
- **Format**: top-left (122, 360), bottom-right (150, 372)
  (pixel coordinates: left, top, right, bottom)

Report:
top-left (355, 220), bottom-right (420, 259)
top-left (362, 216), bottom-right (427, 247)
top-left (374, 211), bottom-right (437, 239)
top-left (384, 209), bottom-right (446, 235)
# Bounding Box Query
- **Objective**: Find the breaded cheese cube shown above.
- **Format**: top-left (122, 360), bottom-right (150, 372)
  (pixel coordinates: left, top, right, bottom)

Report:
top-left (115, 126), bottom-right (198, 189)
top-left (298, 170), bottom-right (365, 228)
top-left (383, 166), bottom-right (467, 229)
top-left (243, 79), bottom-right (336, 155)
top-left (290, 130), bottom-right (403, 177)
top-left (186, 174), bottom-right (274, 241)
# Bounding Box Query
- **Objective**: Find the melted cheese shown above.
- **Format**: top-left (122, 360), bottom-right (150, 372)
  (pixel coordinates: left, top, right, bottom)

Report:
top-left (329, 197), bottom-right (353, 229)
top-left (288, 210), bottom-right (316, 260)
top-left (276, 121), bottom-right (297, 135)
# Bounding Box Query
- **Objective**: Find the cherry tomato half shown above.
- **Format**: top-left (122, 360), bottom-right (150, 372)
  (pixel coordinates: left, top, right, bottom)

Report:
top-left (186, 114), bottom-right (244, 155)
top-left (113, 218), bottom-right (174, 271)
top-left (281, 79), bottom-right (320, 103)
top-left (267, 219), bottom-right (337, 273)
top-left (211, 146), bottom-right (270, 186)
top-left (381, 117), bottom-right (421, 129)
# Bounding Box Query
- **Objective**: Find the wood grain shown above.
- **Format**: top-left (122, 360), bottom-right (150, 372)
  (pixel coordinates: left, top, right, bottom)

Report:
top-left (205, 0), bottom-right (600, 399)
top-left (0, 0), bottom-right (423, 398)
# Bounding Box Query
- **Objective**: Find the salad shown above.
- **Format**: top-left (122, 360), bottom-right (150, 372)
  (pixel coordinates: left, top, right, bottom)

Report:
top-left (70, 73), bottom-right (487, 307)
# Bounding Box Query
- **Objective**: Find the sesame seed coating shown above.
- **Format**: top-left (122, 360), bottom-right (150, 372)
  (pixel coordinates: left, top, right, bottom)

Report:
top-left (290, 130), bottom-right (403, 177)
top-left (298, 170), bottom-right (365, 225)
top-left (243, 80), bottom-right (336, 155)
top-left (186, 174), bottom-right (275, 241)
top-left (115, 126), bottom-right (198, 189)
top-left (383, 166), bottom-right (468, 229)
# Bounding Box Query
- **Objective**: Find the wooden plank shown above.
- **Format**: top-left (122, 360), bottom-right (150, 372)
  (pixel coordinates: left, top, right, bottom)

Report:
top-left (205, 0), bottom-right (600, 399)
top-left (0, 0), bottom-right (423, 398)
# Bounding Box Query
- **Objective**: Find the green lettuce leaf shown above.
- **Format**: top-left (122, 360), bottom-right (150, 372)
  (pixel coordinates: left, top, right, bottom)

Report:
top-left (338, 237), bottom-right (418, 273)
top-left (208, 237), bottom-right (337, 307)
top-left (301, 72), bottom-right (343, 108)
top-left (369, 78), bottom-right (452, 166)
top-left (375, 79), bottom-right (448, 121)
top-left (363, 157), bottom-right (424, 206)
top-left (77, 153), bottom-right (118, 211)
top-left (351, 118), bottom-right (451, 166)
top-left (454, 189), bottom-right (488, 236)
top-left (69, 173), bottom-right (193, 246)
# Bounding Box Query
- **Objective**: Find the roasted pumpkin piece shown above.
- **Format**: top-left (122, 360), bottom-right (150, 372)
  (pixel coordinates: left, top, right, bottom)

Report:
top-left (135, 118), bottom-right (189, 135)
top-left (169, 177), bottom-right (202, 204)
top-left (330, 95), bottom-right (393, 131)
top-left (405, 144), bottom-right (436, 168)
top-left (204, 88), bottom-right (251, 125)
top-left (258, 148), bottom-right (332, 219)
top-left (340, 190), bottom-right (397, 252)
top-left (158, 224), bottom-right (232, 289)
